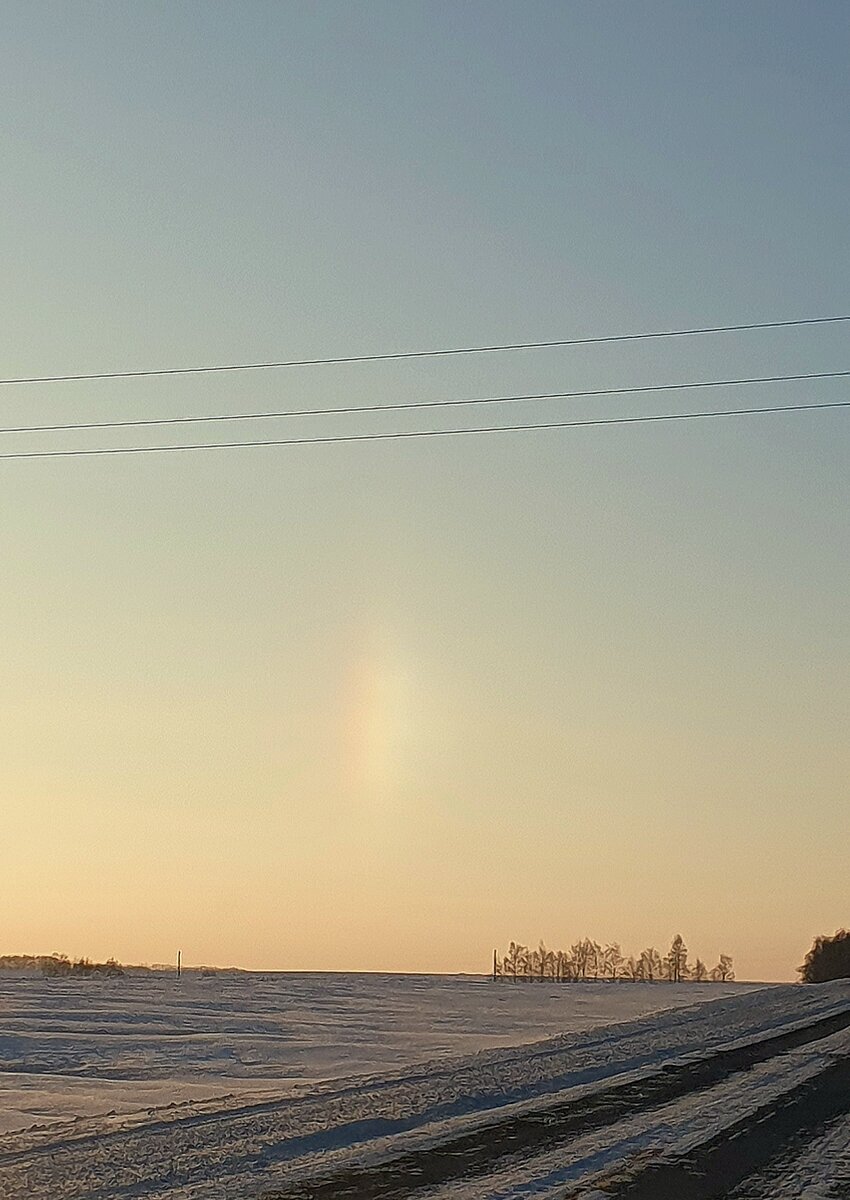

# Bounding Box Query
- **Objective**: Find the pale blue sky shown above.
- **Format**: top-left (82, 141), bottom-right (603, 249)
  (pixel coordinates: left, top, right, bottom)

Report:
top-left (1, 3), bottom-right (848, 978)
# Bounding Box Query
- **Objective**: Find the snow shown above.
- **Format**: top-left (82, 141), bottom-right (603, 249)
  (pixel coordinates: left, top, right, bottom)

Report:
top-left (436, 1027), bottom-right (850, 1198)
top-left (729, 1111), bottom-right (850, 1198)
top-left (1, 971), bottom-right (848, 1199)
top-left (0, 969), bottom-right (748, 1133)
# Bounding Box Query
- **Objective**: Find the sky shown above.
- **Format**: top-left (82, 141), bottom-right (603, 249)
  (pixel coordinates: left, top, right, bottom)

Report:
top-left (1, 2), bottom-right (848, 982)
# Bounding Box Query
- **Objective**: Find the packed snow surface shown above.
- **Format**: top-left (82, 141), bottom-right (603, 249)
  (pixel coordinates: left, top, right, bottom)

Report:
top-left (730, 1111), bottom-right (850, 1199)
top-left (0, 970), bottom-right (748, 1132)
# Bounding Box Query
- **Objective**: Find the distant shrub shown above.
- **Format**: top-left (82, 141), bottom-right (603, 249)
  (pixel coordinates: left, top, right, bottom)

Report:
top-left (41, 954), bottom-right (72, 977)
top-left (799, 930), bottom-right (850, 983)
top-left (0, 954), bottom-right (54, 973)
top-left (37, 954), bottom-right (124, 979)
top-left (0, 954), bottom-right (77, 977)
top-left (71, 957), bottom-right (124, 977)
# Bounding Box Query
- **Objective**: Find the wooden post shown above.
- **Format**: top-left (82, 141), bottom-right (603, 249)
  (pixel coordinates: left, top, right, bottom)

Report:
top-left (177, 950), bottom-right (182, 979)
top-left (492, 948), bottom-right (497, 981)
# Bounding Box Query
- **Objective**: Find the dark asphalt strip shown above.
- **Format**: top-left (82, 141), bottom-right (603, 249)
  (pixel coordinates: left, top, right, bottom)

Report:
top-left (573, 1053), bottom-right (850, 1200)
top-left (263, 1006), bottom-right (850, 1200)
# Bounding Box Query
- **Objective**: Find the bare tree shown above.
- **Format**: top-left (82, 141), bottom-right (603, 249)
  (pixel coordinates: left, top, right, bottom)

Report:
top-left (666, 934), bottom-right (689, 983)
top-left (711, 953), bottom-right (735, 982)
top-left (602, 943), bottom-right (624, 981)
top-left (639, 947), bottom-right (662, 982)
top-left (589, 940), bottom-right (602, 980)
top-left (503, 941), bottom-right (522, 982)
top-left (517, 944), bottom-right (531, 981)
top-left (537, 940), bottom-right (554, 981)
top-left (570, 939), bottom-right (591, 981)
top-left (625, 955), bottom-right (642, 982)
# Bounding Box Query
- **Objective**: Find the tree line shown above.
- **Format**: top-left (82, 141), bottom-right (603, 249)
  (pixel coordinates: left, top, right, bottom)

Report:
top-left (493, 934), bottom-right (734, 983)
top-left (0, 954), bottom-right (124, 977)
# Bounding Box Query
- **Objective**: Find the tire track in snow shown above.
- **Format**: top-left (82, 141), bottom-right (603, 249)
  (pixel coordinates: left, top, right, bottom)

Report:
top-left (262, 1005), bottom-right (850, 1200)
top-left (565, 1052), bottom-right (850, 1200)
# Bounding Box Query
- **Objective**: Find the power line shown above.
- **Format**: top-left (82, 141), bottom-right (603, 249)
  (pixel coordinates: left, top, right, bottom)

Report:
top-left (1, 396), bottom-right (847, 460)
top-left (1, 369), bottom-right (847, 435)
top-left (1, 315), bottom-right (848, 388)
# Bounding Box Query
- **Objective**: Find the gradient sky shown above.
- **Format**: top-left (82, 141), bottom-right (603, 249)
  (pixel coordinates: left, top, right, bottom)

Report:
top-left (1, 2), bottom-right (848, 981)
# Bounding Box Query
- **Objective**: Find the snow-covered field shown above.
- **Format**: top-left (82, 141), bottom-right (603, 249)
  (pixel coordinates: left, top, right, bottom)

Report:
top-left (0, 970), bottom-right (745, 1133)
top-left (1, 971), bottom-right (849, 1199)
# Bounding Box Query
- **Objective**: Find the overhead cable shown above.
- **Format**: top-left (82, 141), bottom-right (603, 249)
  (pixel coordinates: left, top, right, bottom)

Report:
top-left (1, 315), bottom-right (848, 388)
top-left (1, 369), bottom-right (847, 435)
top-left (1, 396), bottom-right (847, 460)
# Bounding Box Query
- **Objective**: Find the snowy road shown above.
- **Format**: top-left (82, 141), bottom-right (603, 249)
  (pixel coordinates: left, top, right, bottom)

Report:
top-left (1, 977), bottom-right (849, 1197)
